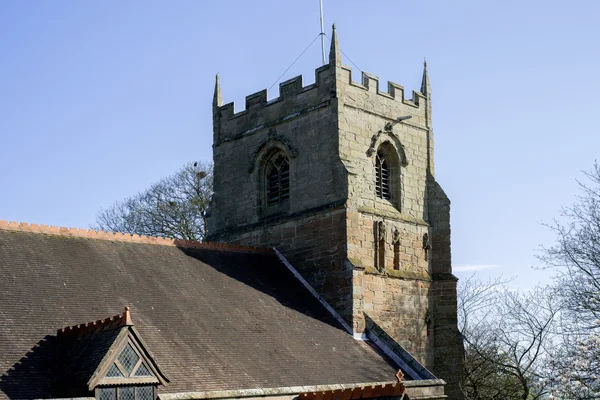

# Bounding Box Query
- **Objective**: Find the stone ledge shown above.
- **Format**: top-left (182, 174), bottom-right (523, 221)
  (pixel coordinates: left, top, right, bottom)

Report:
top-left (207, 200), bottom-right (346, 240)
top-left (349, 259), bottom-right (432, 282)
top-left (356, 207), bottom-right (429, 226)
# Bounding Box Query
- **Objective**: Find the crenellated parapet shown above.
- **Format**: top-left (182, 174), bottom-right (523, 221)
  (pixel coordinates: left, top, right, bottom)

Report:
top-left (213, 62), bottom-right (429, 145)
top-left (213, 64), bottom-right (336, 145)
top-left (336, 64), bottom-right (429, 130)
top-left (356, 70), bottom-right (426, 107)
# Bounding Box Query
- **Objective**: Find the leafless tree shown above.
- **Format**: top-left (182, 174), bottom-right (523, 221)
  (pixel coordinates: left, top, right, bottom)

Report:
top-left (459, 276), bottom-right (560, 400)
top-left (538, 162), bottom-right (600, 327)
top-left (538, 162), bottom-right (600, 399)
top-left (94, 161), bottom-right (213, 241)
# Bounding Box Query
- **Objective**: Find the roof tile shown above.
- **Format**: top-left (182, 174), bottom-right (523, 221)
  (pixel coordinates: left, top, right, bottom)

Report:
top-left (0, 229), bottom-right (397, 399)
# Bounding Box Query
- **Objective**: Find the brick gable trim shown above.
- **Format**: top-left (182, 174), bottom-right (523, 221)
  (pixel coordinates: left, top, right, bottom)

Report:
top-left (0, 220), bottom-right (271, 253)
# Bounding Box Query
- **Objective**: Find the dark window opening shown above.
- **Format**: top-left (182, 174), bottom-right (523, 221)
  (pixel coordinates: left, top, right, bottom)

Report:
top-left (393, 241), bottom-right (400, 270)
top-left (378, 238), bottom-right (385, 270)
top-left (266, 154), bottom-right (290, 206)
top-left (375, 152), bottom-right (391, 200)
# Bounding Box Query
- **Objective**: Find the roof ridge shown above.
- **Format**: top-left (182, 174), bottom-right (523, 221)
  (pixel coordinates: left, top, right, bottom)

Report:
top-left (57, 307), bottom-right (131, 337)
top-left (0, 220), bottom-right (272, 253)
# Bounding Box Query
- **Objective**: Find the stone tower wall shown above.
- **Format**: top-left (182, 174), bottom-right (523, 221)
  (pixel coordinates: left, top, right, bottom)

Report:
top-left (207, 64), bottom-right (354, 320)
top-left (207, 29), bottom-right (464, 399)
top-left (332, 64), bottom-right (435, 366)
top-left (208, 65), bottom-right (346, 233)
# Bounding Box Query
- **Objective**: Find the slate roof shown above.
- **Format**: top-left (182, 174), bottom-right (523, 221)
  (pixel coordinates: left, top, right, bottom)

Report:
top-left (55, 323), bottom-right (124, 396)
top-left (0, 226), bottom-right (398, 399)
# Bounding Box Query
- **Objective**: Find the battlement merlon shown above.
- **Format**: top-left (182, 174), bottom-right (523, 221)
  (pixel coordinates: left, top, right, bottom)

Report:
top-left (211, 26), bottom-right (431, 144)
top-left (338, 65), bottom-right (429, 127)
top-left (213, 65), bottom-right (427, 117)
top-left (212, 68), bottom-right (428, 143)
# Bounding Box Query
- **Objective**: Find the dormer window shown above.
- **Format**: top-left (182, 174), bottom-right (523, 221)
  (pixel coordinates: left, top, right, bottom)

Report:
top-left (95, 340), bottom-right (162, 400)
top-left (97, 385), bottom-right (156, 400)
top-left (104, 343), bottom-right (153, 379)
top-left (55, 307), bottom-right (168, 399)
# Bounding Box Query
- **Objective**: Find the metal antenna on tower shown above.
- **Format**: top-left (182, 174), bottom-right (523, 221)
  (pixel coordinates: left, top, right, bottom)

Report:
top-left (319, 0), bottom-right (326, 64)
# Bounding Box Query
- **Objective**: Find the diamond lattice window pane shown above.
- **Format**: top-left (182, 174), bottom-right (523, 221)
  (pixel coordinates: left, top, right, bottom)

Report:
top-left (106, 363), bottom-right (124, 378)
top-left (119, 386), bottom-right (135, 400)
top-left (136, 386), bottom-right (154, 400)
top-left (118, 344), bottom-right (140, 375)
top-left (134, 362), bottom-right (153, 377)
top-left (98, 388), bottom-right (116, 400)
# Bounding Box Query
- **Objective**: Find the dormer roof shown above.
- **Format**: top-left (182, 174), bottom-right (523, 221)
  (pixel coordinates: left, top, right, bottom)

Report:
top-left (54, 307), bottom-right (168, 395)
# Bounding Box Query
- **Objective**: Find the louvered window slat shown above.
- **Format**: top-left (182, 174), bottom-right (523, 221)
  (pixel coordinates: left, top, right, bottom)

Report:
top-left (376, 152), bottom-right (392, 201)
top-left (266, 155), bottom-right (290, 206)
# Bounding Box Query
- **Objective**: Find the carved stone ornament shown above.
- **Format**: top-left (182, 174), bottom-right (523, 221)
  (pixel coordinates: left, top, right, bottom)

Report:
top-left (365, 126), bottom-right (409, 167)
top-left (366, 130), bottom-right (384, 157)
top-left (392, 228), bottom-right (401, 244)
top-left (377, 221), bottom-right (386, 242)
top-left (423, 233), bottom-right (431, 260)
top-left (422, 233), bottom-right (431, 250)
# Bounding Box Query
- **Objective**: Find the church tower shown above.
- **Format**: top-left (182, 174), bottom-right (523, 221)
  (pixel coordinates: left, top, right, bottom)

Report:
top-left (206, 26), bottom-right (463, 400)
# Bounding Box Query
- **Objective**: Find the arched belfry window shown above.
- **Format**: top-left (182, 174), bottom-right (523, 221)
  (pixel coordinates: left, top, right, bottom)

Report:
top-left (265, 153), bottom-right (290, 206)
top-left (374, 143), bottom-right (401, 209)
top-left (375, 151), bottom-right (391, 200)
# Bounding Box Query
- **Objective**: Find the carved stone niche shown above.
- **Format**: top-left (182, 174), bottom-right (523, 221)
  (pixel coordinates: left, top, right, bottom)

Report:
top-left (365, 124), bottom-right (409, 167)
top-left (377, 221), bottom-right (386, 242)
top-left (392, 228), bottom-right (401, 244)
top-left (422, 233), bottom-right (431, 260)
top-left (374, 221), bottom-right (386, 272)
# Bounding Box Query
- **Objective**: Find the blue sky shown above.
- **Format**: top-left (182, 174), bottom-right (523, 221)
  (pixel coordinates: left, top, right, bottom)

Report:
top-left (1, 0), bottom-right (598, 288)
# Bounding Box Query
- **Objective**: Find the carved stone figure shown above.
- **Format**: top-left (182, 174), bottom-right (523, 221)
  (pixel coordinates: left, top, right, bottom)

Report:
top-left (393, 228), bottom-right (401, 244)
top-left (377, 221), bottom-right (386, 242)
top-left (422, 233), bottom-right (431, 260)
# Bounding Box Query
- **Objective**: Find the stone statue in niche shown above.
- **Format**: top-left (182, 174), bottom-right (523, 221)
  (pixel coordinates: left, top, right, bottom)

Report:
top-left (392, 228), bottom-right (400, 244)
top-left (377, 221), bottom-right (386, 242)
top-left (376, 221), bottom-right (386, 272)
top-left (422, 233), bottom-right (431, 260)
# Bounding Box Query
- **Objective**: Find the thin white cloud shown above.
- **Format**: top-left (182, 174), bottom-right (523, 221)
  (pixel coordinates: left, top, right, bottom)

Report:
top-left (453, 264), bottom-right (498, 272)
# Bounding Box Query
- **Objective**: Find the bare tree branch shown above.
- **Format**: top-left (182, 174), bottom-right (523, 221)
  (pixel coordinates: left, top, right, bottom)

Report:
top-left (93, 161), bottom-right (213, 241)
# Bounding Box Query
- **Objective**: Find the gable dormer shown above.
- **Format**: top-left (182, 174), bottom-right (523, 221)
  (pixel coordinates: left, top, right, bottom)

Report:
top-left (56, 307), bottom-right (168, 399)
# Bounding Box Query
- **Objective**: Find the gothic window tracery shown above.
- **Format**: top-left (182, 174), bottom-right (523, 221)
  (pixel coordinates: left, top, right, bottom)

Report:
top-left (265, 153), bottom-right (290, 206)
top-left (375, 151), bottom-right (391, 200)
top-left (374, 143), bottom-right (400, 209)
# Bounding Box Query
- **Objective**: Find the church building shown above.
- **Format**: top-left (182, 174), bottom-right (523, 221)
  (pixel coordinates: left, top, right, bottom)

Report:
top-left (0, 26), bottom-right (462, 400)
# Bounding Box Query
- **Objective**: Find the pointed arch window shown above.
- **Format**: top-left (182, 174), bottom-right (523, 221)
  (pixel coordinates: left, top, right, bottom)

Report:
top-left (265, 154), bottom-right (290, 206)
top-left (375, 152), bottom-right (391, 200)
top-left (374, 142), bottom-right (401, 210)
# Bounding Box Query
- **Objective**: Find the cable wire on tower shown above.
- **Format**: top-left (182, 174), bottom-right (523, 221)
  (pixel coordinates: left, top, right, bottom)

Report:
top-left (268, 33), bottom-right (322, 92)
